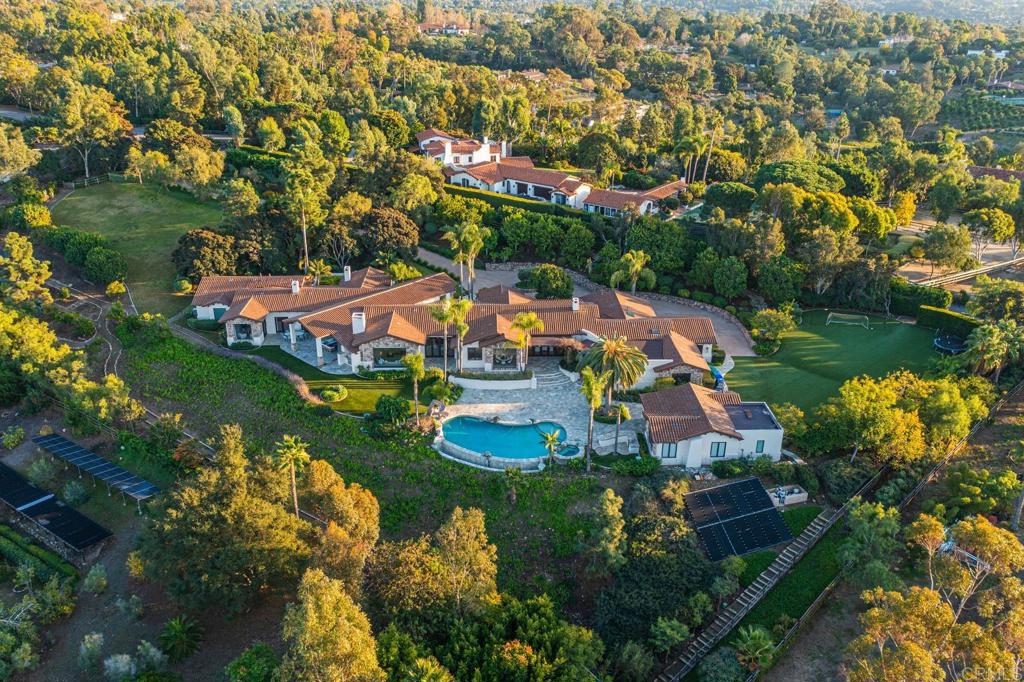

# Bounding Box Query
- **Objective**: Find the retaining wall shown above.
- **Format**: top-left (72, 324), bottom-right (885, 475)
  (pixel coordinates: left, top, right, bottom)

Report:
top-left (449, 375), bottom-right (536, 390)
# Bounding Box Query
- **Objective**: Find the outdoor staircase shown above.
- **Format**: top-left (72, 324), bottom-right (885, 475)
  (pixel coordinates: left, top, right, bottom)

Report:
top-left (531, 361), bottom-right (575, 388)
top-left (655, 510), bottom-right (835, 682)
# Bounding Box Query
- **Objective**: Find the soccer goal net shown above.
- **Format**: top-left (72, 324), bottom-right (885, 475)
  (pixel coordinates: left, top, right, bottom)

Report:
top-left (826, 312), bottom-right (871, 329)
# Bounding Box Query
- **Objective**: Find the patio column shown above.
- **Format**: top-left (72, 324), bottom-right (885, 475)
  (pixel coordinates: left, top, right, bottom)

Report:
top-left (289, 323), bottom-right (297, 351)
top-left (315, 336), bottom-right (324, 367)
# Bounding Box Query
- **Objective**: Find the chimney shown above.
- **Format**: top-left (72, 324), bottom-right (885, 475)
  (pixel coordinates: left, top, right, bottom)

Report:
top-left (483, 135), bottom-right (489, 145)
top-left (343, 266), bottom-right (351, 282)
top-left (290, 280), bottom-right (300, 295)
top-left (571, 297), bottom-right (580, 312)
top-left (352, 311), bottom-right (366, 335)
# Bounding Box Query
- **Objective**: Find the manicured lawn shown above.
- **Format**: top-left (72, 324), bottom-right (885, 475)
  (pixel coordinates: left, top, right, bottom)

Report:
top-left (726, 311), bottom-right (934, 411)
top-left (740, 550), bottom-right (778, 587)
top-left (246, 346), bottom-right (420, 413)
top-left (52, 183), bottom-right (222, 317)
top-left (783, 505), bottom-right (823, 536)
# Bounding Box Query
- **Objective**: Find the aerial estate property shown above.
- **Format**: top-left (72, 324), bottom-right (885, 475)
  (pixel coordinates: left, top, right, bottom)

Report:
top-left (3, 0), bottom-right (1024, 681)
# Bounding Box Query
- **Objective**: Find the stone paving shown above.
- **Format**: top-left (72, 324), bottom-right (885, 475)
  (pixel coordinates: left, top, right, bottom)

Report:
top-left (275, 335), bottom-right (353, 374)
top-left (445, 359), bottom-right (644, 449)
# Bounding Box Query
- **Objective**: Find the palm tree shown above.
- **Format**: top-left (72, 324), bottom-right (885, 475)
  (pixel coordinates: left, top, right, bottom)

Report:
top-left (274, 434), bottom-right (310, 519)
top-left (701, 111), bottom-right (725, 183)
top-left (579, 335), bottom-right (648, 407)
top-left (734, 625), bottom-right (774, 671)
top-left (609, 249), bottom-right (656, 294)
top-left (451, 297), bottom-right (474, 372)
top-left (402, 352), bottom-right (425, 424)
top-left (429, 298), bottom-right (455, 379)
top-left (580, 367), bottom-right (612, 473)
top-left (307, 258), bottom-right (332, 286)
top-left (442, 225), bottom-right (467, 288)
top-left (998, 319), bottom-right (1024, 372)
top-left (540, 428), bottom-right (562, 467)
top-left (967, 323), bottom-right (1011, 383)
top-left (613, 403), bottom-right (631, 455)
top-left (461, 223), bottom-right (492, 299)
top-left (158, 616), bottom-right (204, 663)
top-left (510, 311), bottom-right (544, 371)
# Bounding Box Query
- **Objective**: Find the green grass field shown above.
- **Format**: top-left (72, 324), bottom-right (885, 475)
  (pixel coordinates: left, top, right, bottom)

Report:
top-left (727, 311), bottom-right (934, 412)
top-left (52, 183), bottom-right (222, 317)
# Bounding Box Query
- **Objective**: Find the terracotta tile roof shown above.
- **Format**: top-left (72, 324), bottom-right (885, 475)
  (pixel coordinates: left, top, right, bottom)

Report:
top-left (192, 275), bottom-right (301, 306)
top-left (416, 128), bottom-right (454, 143)
top-left (455, 159), bottom-right (588, 195)
top-left (345, 267), bottom-right (391, 289)
top-left (221, 297), bottom-right (268, 323)
top-left (476, 285), bottom-right (533, 304)
top-left (581, 290), bottom-right (656, 319)
top-left (640, 331), bottom-right (710, 373)
top-left (642, 179), bottom-right (687, 200)
top-left (587, 317), bottom-right (717, 346)
top-left (641, 384), bottom-right (743, 443)
top-left (967, 165), bottom-right (1024, 183)
top-left (583, 189), bottom-right (648, 211)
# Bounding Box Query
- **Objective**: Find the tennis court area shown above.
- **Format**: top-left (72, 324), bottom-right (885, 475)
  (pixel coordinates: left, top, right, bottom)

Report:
top-left (726, 310), bottom-right (934, 411)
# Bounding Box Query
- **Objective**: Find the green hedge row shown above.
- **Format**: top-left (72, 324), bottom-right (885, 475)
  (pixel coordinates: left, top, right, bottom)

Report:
top-left (225, 147), bottom-right (286, 176)
top-left (916, 305), bottom-right (981, 337)
top-left (444, 185), bottom-right (594, 222)
top-left (890, 277), bottom-right (952, 317)
top-left (0, 525), bottom-right (77, 580)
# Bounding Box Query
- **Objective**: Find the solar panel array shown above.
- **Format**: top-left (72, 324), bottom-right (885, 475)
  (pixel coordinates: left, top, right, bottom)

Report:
top-left (32, 434), bottom-right (160, 502)
top-left (685, 477), bottom-right (793, 561)
top-left (0, 463), bottom-right (111, 551)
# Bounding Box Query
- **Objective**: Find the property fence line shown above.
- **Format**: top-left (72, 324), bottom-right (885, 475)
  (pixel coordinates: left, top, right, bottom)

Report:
top-left (917, 256), bottom-right (1024, 287)
top-left (64, 173), bottom-right (127, 190)
top-left (736, 377), bottom-right (1024, 682)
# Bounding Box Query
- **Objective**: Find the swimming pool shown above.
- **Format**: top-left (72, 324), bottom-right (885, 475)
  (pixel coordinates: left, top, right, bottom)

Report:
top-left (441, 416), bottom-right (575, 460)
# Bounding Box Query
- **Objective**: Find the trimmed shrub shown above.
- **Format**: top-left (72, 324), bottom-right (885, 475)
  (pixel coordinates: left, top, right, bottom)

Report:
top-left (224, 642), bottom-right (278, 682)
top-left (83, 564), bottom-right (108, 594)
top-left (62, 479), bottom-right (89, 506)
top-left (84, 247), bottom-right (128, 285)
top-left (890, 277), bottom-right (952, 316)
top-left (1, 425), bottom-right (24, 450)
top-left (610, 455), bottom-right (660, 477)
top-left (916, 305), bottom-right (981, 337)
top-left (4, 202), bottom-right (52, 230)
top-left (106, 281), bottom-right (127, 297)
top-left (64, 231), bottom-right (108, 266)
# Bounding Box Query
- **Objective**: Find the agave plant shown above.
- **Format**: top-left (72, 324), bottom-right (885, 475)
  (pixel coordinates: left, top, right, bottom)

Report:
top-left (158, 615), bottom-right (204, 663)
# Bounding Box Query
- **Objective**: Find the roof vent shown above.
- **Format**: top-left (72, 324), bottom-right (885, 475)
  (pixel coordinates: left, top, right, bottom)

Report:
top-left (290, 280), bottom-right (300, 295)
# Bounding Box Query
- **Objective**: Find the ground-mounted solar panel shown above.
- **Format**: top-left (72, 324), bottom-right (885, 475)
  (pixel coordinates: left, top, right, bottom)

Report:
top-left (686, 477), bottom-right (794, 561)
top-left (0, 463), bottom-right (111, 552)
top-left (32, 434), bottom-right (160, 502)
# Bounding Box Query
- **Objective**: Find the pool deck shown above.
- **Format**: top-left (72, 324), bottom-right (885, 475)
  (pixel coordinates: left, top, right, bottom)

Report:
top-left (444, 359), bottom-right (645, 449)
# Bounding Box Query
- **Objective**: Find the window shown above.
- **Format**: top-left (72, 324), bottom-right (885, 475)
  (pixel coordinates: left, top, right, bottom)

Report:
top-left (755, 440), bottom-right (765, 454)
top-left (467, 347), bottom-right (482, 361)
top-left (661, 442), bottom-right (677, 459)
top-left (710, 442), bottom-right (727, 458)
top-left (234, 323), bottom-right (252, 340)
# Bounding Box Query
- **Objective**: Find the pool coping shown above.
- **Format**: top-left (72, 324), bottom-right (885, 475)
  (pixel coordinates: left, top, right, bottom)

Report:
top-left (434, 415), bottom-right (582, 472)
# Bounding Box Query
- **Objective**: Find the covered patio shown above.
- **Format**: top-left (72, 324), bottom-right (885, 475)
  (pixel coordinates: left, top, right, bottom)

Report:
top-left (269, 333), bottom-right (353, 374)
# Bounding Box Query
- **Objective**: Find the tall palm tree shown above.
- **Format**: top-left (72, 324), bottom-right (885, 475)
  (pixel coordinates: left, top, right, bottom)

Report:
top-left (273, 434), bottom-right (310, 519)
top-left (967, 323), bottom-right (1010, 383)
top-left (580, 367), bottom-right (612, 473)
top-left (702, 111), bottom-right (725, 183)
top-left (402, 352), bottom-right (425, 424)
top-left (430, 298), bottom-right (456, 379)
top-left (609, 249), bottom-right (656, 294)
top-left (461, 223), bottom-right (492, 299)
top-left (540, 428), bottom-right (562, 467)
top-left (451, 297), bottom-right (474, 372)
top-left (307, 258), bottom-right (332, 285)
top-left (442, 225), bottom-right (467, 289)
top-left (510, 311), bottom-right (545, 371)
top-left (614, 403), bottom-right (631, 455)
top-left (579, 335), bottom-right (648, 407)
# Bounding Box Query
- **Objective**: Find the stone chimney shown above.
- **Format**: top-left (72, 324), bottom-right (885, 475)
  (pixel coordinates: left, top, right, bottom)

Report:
top-left (571, 297), bottom-right (580, 312)
top-left (343, 266), bottom-right (351, 282)
top-left (291, 280), bottom-right (300, 295)
top-left (352, 311), bottom-right (366, 335)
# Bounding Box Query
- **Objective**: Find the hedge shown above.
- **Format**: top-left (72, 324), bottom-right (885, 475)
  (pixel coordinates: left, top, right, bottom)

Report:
top-left (444, 185), bottom-right (594, 222)
top-left (890, 277), bottom-right (952, 317)
top-left (916, 305), bottom-right (981, 337)
top-left (225, 147), bottom-right (286, 176)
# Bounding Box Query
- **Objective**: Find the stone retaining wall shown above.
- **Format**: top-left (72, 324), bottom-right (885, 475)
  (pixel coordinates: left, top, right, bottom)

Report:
top-left (484, 262), bottom-right (755, 346)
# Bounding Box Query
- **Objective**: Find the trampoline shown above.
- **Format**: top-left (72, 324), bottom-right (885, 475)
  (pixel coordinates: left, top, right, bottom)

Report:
top-left (934, 334), bottom-right (967, 355)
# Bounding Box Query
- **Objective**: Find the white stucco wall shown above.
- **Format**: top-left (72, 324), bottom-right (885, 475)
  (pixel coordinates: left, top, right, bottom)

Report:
top-left (648, 427), bottom-right (784, 469)
top-left (195, 304), bottom-right (227, 320)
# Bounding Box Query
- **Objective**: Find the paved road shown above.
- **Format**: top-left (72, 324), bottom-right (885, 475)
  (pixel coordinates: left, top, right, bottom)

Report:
top-left (417, 248), bottom-right (754, 356)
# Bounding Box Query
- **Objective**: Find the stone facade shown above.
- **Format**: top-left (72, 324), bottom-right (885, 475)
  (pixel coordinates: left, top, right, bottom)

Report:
top-left (654, 364), bottom-right (704, 384)
top-left (226, 316), bottom-right (265, 346)
top-left (357, 336), bottom-right (424, 366)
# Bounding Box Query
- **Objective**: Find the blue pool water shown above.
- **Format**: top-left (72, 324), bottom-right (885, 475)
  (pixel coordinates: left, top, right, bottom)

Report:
top-left (443, 416), bottom-right (573, 459)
